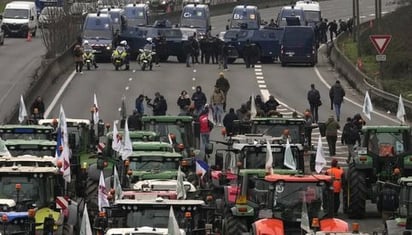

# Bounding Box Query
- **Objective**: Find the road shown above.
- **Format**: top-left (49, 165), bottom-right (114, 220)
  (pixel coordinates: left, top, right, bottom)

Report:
top-left (0, 35), bottom-right (45, 122)
top-left (41, 0), bottom-right (400, 233)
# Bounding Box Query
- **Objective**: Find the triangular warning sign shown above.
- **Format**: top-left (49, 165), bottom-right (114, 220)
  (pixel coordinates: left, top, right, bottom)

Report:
top-left (369, 35), bottom-right (392, 54)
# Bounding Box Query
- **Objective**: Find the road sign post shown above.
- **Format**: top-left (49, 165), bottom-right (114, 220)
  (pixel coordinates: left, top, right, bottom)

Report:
top-left (370, 34), bottom-right (392, 80)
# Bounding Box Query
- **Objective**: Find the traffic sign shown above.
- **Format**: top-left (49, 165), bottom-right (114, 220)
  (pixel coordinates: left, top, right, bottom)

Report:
top-left (370, 35), bottom-right (392, 54)
top-left (376, 54), bottom-right (386, 62)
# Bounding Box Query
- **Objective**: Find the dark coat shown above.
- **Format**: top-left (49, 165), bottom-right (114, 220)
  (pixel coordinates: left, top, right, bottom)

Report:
top-left (192, 89), bottom-right (207, 109)
top-left (152, 96), bottom-right (167, 115)
top-left (329, 83), bottom-right (345, 104)
top-left (215, 77), bottom-right (230, 93)
top-left (223, 111), bottom-right (238, 135)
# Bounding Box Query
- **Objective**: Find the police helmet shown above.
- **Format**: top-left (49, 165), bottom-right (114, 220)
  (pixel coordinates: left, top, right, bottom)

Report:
top-left (83, 40), bottom-right (89, 45)
top-left (120, 40), bottom-right (127, 46)
top-left (146, 37), bottom-right (152, 43)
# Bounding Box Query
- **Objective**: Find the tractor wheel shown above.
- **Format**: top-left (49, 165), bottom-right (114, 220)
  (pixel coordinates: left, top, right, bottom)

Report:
top-left (85, 177), bottom-right (99, 220)
top-left (224, 215), bottom-right (248, 235)
top-left (346, 168), bottom-right (367, 219)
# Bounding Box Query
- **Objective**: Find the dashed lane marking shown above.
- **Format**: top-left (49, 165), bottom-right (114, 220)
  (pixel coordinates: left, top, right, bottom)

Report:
top-left (257, 80), bottom-right (265, 84)
top-left (256, 76), bottom-right (264, 79)
top-left (258, 84), bottom-right (267, 88)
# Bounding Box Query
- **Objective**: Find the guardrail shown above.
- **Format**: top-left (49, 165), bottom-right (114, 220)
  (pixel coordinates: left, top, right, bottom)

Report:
top-left (329, 29), bottom-right (412, 117)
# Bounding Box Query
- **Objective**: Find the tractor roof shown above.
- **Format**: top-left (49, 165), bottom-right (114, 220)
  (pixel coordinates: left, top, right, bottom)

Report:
top-left (38, 118), bottom-right (90, 127)
top-left (361, 125), bottom-right (411, 132)
top-left (141, 115), bottom-right (193, 123)
top-left (252, 117), bottom-right (306, 123)
top-left (5, 139), bottom-right (56, 146)
top-left (0, 125), bottom-right (54, 133)
top-left (107, 130), bottom-right (159, 141)
top-left (0, 155), bottom-right (59, 173)
top-left (114, 198), bottom-right (205, 206)
top-left (129, 151), bottom-right (182, 158)
top-left (132, 141), bottom-right (174, 151)
top-left (265, 173), bottom-right (331, 182)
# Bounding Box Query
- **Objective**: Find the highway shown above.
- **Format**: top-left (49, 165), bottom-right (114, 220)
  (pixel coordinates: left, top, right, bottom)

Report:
top-left (38, 0), bottom-right (399, 232)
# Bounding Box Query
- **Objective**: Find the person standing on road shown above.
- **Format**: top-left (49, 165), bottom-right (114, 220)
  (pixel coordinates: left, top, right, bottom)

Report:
top-left (210, 86), bottom-right (225, 126)
top-left (329, 80), bottom-right (345, 122)
top-left (184, 36), bottom-right (194, 67)
top-left (177, 90), bottom-right (191, 114)
top-left (223, 108), bottom-right (238, 136)
top-left (192, 86), bottom-right (207, 116)
top-left (325, 115), bottom-right (340, 156)
top-left (215, 72), bottom-right (230, 112)
top-left (149, 92), bottom-right (167, 116)
top-left (307, 84), bottom-right (321, 123)
top-left (326, 159), bottom-right (344, 214)
top-left (135, 95), bottom-right (145, 116)
top-left (264, 95), bottom-right (280, 115)
top-left (219, 40), bottom-right (229, 71)
top-left (327, 19), bottom-right (338, 41)
top-left (73, 44), bottom-right (84, 73)
top-left (341, 117), bottom-right (360, 163)
top-left (30, 96), bottom-right (45, 118)
top-left (199, 106), bottom-right (212, 153)
top-left (303, 109), bottom-right (313, 147)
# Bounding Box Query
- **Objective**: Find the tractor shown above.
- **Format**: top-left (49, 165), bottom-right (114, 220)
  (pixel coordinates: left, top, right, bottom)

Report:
top-left (385, 177), bottom-right (412, 234)
top-left (104, 197), bottom-right (218, 235)
top-left (247, 174), bottom-right (350, 235)
top-left (0, 124), bottom-right (55, 141)
top-left (343, 125), bottom-right (412, 219)
top-left (0, 154), bottom-right (77, 234)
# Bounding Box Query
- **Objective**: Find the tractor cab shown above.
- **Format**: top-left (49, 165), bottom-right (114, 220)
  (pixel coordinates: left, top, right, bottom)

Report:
top-left (106, 198), bottom-right (211, 233)
top-left (3, 139), bottom-right (56, 157)
top-left (251, 174), bottom-right (349, 235)
top-left (142, 116), bottom-right (201, 157)
top-left (0, 125), bottom-right (54, 141)
top-left (385, 177), bottom-right (412, 234)
top-left (228, 5), bottom-right (261, 30)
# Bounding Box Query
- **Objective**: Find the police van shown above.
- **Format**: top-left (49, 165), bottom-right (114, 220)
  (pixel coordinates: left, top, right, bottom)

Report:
top-left (280, 26), bottom-right (317, 67)
top-left (295, 0), bottom-right (321, 26)
top-left (122, 3), bottom-right (150, 27)
top-left (1, 1), bottom-right (38, 37)
top-left (276, 5), bottom-right (306, 27)
top-left (228, 5), bottom-right (261, 30)
top-left (180, 3), bottom-right (211, 34)
top-left (82, 12), bottom-right (114, 60)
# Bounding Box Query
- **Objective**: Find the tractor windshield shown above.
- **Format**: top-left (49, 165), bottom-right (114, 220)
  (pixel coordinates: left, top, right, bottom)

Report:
top-left (367, 131), bottom-right (406, 156)
top-left (129, 157), bottom-right (179, 171)
top-left (1, 133), bottom-right (50, 140)
top-left (271, 182), bottom-right (327, 222)
top-left (241, 146), bottom-right (298, 169)
top-left (8, 149), bottom-right (54, 157)
top-left (143, 123), bottom-right (192, 148)
top-left (252, 124), bottom-right (303, 144)
top-left (0, 175), bottom-right (55, 208)
top-left (124, 206), bottom-right (201, 228)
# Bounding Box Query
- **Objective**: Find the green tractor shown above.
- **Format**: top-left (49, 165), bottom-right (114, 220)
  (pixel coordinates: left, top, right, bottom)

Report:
top-left (344, 125), bottom-right (412, 219)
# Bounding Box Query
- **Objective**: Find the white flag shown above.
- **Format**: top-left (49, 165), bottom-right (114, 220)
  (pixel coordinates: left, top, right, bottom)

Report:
top-left (265, 140), bottom-right (273, 174)
top-left (250, 94), bottom-right (257, 119)
top-left (120, 95), bottom-right (127, 120)
top-left (176, 166), bottom-right (186, 200)
top-left (121, 118), bottom-right (133, 160)
top-left (167, 206), bottom-right (181, 235)
top-left (18, 95), bottom-right (28, 123)
top-left (0, 138), bottom-right (11, 157)
top-left (208, 106), bottom-right (215, 125)
top-left (315, 135), bottom-right (326, 173)
top-left (283, 139), bottom-right (296, 170)
top-left (397, 94), bottom-right (406, 124)
top-left (362, 91), bottom-right (373, 120)
top-left (113, 167), bottom-right (123, 200)
top-left (98, 171), bottom-right (110, 211)
top-left (80, 204), bottom-right (92, 235)
top-left (93, 93), bottom-right (99, 125)
top-left (300, 195), bottom-right (311, 233)
top-left (59, 105), bottom-right (71, 183)
top-left (111, 120), bottom-right (122, 152)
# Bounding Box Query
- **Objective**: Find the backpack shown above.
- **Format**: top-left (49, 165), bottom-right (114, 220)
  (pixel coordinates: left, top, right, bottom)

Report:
top-left (74, 47), bottom-right (82, 57)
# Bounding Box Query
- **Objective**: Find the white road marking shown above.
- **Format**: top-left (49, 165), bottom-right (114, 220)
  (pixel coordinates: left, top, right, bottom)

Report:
top-left (254, 69), bottom-right (262, 72)
top-left (256, 76), bottom-right (264, 79)
top-left (255, 65), bottom-right (262, 68)
top-left (255, 72), bottom-right (263, 76)
top-left (44, 70), bottom-right (76, 118)
top-left (257, 80), bottom-right (265, 84)
top-left (258, 84), bottom-right (267, 88)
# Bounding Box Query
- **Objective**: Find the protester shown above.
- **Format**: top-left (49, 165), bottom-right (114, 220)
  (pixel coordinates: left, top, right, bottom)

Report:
top-left (326, 159), bottom-right (344, 214)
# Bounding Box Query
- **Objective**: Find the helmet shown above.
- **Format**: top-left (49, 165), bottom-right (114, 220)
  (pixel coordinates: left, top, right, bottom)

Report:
top-left (146, 37), bottom-right (152, 43)
top-left (120, 40), bottom-right (127, 46)
top-left (83, 40), bottom-right (89, 45)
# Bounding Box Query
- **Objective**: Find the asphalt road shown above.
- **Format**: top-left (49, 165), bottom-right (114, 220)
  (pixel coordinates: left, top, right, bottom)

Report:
top-left (41, 0), bottom-right (400, 233)
top-left (0, 35), bottom-right (45, 122)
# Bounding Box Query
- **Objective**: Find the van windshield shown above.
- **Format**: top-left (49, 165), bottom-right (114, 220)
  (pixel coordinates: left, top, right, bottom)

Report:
top-left (124, 8), bottom-right (145, 19)
top-left (230, 8), bottom-right (259, 29)
top-left (4, 9), bottom-right (29, 19)
top-left (283, 28), bottom-right (313, 46)
top-left (304, 11), bottom-right (321, 22)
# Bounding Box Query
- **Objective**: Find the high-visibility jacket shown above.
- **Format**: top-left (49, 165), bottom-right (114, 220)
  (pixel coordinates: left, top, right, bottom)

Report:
top-left (326, 167), bottom-right (344, 193)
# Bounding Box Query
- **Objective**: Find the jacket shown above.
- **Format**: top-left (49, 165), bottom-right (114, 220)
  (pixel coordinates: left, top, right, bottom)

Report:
top-left (215, 77), bottom-right (230, 93)
top-left (177, 95), bottom-right (191, 109)
top-left (325, 117), bottom-right (340, 136)
top-left (73, 45), bottom-right (83, 62)
top-left (211, 89), bottom-right (225, 105)
top-left (192, 88), bottom-right (207, 109)
top-left (326, 167), bottom-right (344, 193)
top-left (307, 88), bottom-right (321, 105)
top-left (329, 83), bottom-right (345, 104)
top-left (199, 113), bottom-right (210, 134)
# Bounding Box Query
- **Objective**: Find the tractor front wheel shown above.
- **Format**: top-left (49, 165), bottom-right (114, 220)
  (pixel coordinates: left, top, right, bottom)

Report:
top-left (224, 214), bottom-right (248, 235)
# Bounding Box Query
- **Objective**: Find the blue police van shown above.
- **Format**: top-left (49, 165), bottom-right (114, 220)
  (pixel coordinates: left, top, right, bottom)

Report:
top-left (280, 26), bottom-right (317, 67)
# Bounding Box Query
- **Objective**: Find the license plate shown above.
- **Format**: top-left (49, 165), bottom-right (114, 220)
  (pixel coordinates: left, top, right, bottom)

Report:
top-left (86, 60), bottom-right (91, 62)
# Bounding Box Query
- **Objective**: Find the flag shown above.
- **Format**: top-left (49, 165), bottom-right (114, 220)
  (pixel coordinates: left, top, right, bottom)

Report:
top-left (80, 204), bottom-right (92, 235)
top-left (167, 206), bottom-right (180, 235)
top-left (58, 105), bottom-right (71, 183)
top-left (111, 120), bottom-right (122, 152)
top-left (228, 152), bottom-right (237, 173)
top-left (265, 140), bottom-right (273, 174)
top-left (195, 159), bottom-right (209, 178)
top-left (397, 94), bottom-right (406, 124)
top-left (315, 135), bottom-right (326, 173)
top-left (176, 166), bottom-right (186, 200)
top-left (362, 91), bottom-right (373, 120)
top-left (93, 93), bottom-right (99, 125)
top-left (300, 194), bottom-right (311, 233)
top-left (283, 139), bottom-right (296, 170)
top-left (18, 95), bottom-right (28, 123)
top-left (208, 105), bottom-right (215, 125)
top-left (98, 171), bottom-right (109, 211)
top-left (113, 166), bottom-right (123, 201)
top-left (121, 118), bottom-right (133, 160)
top-left (250, 94), bottom-right (257, 118)
top-left (0, 139), bottom-right (11, 157)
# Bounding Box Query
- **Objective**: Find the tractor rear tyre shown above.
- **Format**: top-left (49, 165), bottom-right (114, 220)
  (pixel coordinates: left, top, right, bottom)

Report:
top-left (224, 215), bottom-right (248, 235)
top-left (346, 168), bottom-right (367, 219)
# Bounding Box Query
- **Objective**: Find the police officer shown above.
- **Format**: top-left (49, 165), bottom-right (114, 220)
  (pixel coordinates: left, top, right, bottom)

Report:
top-left (243, 40), bottom-right (253, 68)
top-left (326, 159), bottom-right (344, 214)
top-left (184, 36), bottom-right (194, 67)
top-left (192, 33), bottom-right (200, 64)
top-left (199, 35), bottom-right (207, 64)
top-left (119, 40), bottom-right (130, 70)
top-left (154, 31), bottom-right (166, 65)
